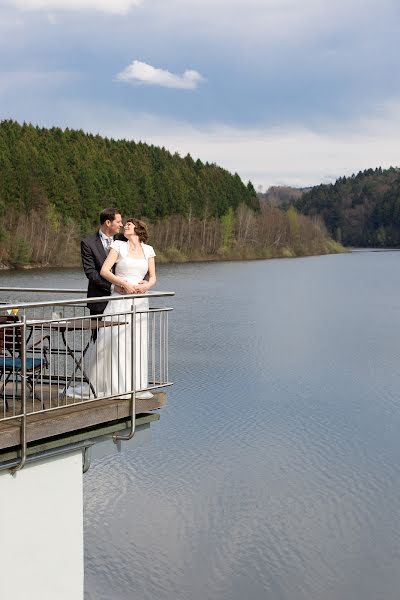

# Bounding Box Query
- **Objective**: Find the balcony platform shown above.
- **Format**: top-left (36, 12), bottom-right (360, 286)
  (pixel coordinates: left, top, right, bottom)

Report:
top-left (0, 386), bottom-right (166, 454)
top-left (0, 289), bottom-right (173, 471)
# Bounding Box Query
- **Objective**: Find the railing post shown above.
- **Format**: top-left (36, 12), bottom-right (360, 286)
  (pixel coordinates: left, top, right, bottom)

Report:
top-left (166, 311), bottom-right (169, 385)
top-left (113, 299), bottom-right (136, 442)
top-left (10, 315), bottom-right (28, 474)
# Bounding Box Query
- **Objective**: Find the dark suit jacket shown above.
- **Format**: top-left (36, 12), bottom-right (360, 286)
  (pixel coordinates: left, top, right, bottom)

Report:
top-left (81, 232), bottom-right (149, 315)
top-left (81, 231), bottom-right (113, 315)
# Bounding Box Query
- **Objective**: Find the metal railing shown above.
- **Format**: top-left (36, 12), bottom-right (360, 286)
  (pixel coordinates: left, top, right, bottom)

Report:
top-left (0, 288), bottom-right (174, 471)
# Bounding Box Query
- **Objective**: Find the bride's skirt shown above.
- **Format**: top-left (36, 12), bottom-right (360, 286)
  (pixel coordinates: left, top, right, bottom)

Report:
top-left (88, 296), bottom-right (149, 399)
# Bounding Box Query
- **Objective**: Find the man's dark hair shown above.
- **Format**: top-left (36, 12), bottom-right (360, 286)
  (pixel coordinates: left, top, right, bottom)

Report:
top-left (100, 207), bottom-right (120, 225)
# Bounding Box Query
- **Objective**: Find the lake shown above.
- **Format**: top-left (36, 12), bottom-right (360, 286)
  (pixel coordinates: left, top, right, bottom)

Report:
top-left (2, 250), bottom-right (400, 600)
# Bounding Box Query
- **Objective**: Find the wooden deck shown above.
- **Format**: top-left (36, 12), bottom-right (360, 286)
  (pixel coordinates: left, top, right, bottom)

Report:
top-left (0, 386), bottom-right (166, 453)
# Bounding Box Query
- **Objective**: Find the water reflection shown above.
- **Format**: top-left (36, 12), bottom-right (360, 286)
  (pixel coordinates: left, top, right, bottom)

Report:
top-left (2, 252), bottom-right (400, 599)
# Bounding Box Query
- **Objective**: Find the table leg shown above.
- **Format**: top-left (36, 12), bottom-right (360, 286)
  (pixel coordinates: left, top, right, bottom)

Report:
top-left (60, 330), bottom-right (97, 399)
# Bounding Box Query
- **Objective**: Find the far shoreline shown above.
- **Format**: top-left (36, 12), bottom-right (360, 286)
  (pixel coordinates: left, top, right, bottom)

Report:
top-left (0, 244), bottom-right (349, 272)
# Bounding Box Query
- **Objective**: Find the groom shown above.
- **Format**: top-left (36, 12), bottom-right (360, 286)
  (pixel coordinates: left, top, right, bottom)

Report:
top-left (81, 206), bottom-right (124, 316)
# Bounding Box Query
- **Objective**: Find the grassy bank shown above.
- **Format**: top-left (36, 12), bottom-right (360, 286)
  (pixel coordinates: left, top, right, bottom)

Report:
top-left (0, 203), bottom-right (344, 270)
top-left (0, 239), bottom-right (345, 271)
top-left (155, 240), bottom-right (346, 264)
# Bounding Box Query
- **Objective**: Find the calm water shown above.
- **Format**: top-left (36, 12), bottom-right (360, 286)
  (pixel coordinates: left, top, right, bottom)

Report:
top-left (2, 251), bottom-right (400, 600)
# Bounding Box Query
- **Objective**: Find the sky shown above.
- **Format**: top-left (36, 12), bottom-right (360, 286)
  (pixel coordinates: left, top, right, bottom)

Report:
top-left (0, 0), bottom-right (399, 190)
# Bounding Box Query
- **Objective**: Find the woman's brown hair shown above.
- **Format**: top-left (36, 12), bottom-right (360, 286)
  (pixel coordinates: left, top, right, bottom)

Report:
top-left (126, 218), bottom-right (149, 243)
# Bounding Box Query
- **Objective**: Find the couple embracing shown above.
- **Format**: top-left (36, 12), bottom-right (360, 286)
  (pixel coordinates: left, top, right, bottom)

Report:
top-left (80, 207), bottom-right (156, 400)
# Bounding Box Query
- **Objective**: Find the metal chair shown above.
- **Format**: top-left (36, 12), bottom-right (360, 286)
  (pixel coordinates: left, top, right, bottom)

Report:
top-left (0, 315), bottom-right (50, 410)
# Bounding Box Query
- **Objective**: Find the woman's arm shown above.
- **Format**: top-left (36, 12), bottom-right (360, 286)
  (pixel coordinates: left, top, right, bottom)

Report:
top-left (136, 257), bottom-right (156, 293)
top-left (100, 249), bottom-right (136, 294)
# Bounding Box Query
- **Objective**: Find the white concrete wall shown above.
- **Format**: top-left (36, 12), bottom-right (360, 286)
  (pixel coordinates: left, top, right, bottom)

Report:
top-left (0, 451), bottom-right (84, 600)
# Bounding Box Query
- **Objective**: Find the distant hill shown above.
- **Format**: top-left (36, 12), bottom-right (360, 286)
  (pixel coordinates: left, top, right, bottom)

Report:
top-left (259, 185), bottom-right (312, 209)
top-left (0, 119), bottom-right (259, 233)
top-left (294, 167), bottom-right (400, 247)
top-left (0, 120), bottom-right (341, 266)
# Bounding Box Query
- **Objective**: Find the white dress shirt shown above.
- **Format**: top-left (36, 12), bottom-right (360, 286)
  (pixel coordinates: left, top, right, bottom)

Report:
top-left (99, 230), bottom-right (113, 253)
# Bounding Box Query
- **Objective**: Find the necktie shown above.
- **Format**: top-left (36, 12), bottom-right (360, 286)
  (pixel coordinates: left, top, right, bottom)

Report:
top-left (105, 238), bottom-right (112, 253)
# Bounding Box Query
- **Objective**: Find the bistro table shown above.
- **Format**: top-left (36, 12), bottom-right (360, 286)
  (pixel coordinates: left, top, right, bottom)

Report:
top-left (27, 316), bottom-right (128, 400)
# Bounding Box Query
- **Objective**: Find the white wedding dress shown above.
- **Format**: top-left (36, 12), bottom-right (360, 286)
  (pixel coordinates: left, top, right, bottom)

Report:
top-left (88, 240), bottom-right (155, 399)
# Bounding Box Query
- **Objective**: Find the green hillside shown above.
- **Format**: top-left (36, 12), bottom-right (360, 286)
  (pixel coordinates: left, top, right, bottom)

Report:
top-left (295, 167), bottom-right (400, 246)
top-left (0, 119), bottom-right (258, 231)
top-left (0, 120), bottom-right (341, 266)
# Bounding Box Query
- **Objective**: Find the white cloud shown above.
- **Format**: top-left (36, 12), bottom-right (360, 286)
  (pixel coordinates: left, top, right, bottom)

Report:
top-left (0, 14), bottom-right (24, 27)
top-left (138, 118), bottom-right (400, 189)
top-left (3, 95), bottom-right (400, 189)
top-left (116, 60), bottom-right (204, 90)
top-left (144, 0), bottom-right (365, 40)
top-left (7, 0), bottom-right (141, 15)
top-left (14, 97), bottom-right (395, 189)
top-left (0, 70), bottom-right (79, 95)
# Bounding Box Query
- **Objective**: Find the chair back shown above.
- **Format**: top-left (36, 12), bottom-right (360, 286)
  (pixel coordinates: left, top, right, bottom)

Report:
top-left (0, 315), bottom-right (22, 357)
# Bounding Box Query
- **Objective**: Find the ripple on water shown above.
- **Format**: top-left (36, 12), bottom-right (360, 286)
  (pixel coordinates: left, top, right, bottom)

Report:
top-left (7, 258), bottom-right (400, 599)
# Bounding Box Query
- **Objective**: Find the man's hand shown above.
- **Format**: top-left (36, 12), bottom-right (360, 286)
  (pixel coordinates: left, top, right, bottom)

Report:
top-left (114, 285), bottom-right (125, 295)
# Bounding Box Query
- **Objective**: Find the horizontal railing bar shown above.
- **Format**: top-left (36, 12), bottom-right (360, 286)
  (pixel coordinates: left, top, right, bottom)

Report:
top-left (0, 287), bottom-right (86, 293)
top-left (0, 321), bottom-right (22, 330)
top-left (0, 291), bottom-right (175, 311)
top-left (19, 382), bottom-right (174, 417)
top-left (0, 413), bottom-right (161, 471)
top-left (1, 365), bottom-right (173, 413)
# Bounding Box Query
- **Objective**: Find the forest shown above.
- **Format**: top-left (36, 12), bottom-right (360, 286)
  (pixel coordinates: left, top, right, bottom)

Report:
top-left (0, 120), bottom-right (340, 267)
top-left (294, 166), bottom-right (400, 246)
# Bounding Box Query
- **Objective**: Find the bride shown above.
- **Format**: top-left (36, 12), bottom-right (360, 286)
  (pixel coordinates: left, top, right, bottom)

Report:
top-left (89, 218), bottom-right (156, 400)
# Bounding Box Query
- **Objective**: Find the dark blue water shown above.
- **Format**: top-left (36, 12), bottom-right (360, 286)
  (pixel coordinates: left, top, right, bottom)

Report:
top-left (2, 251), bottom-right (400, 599)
